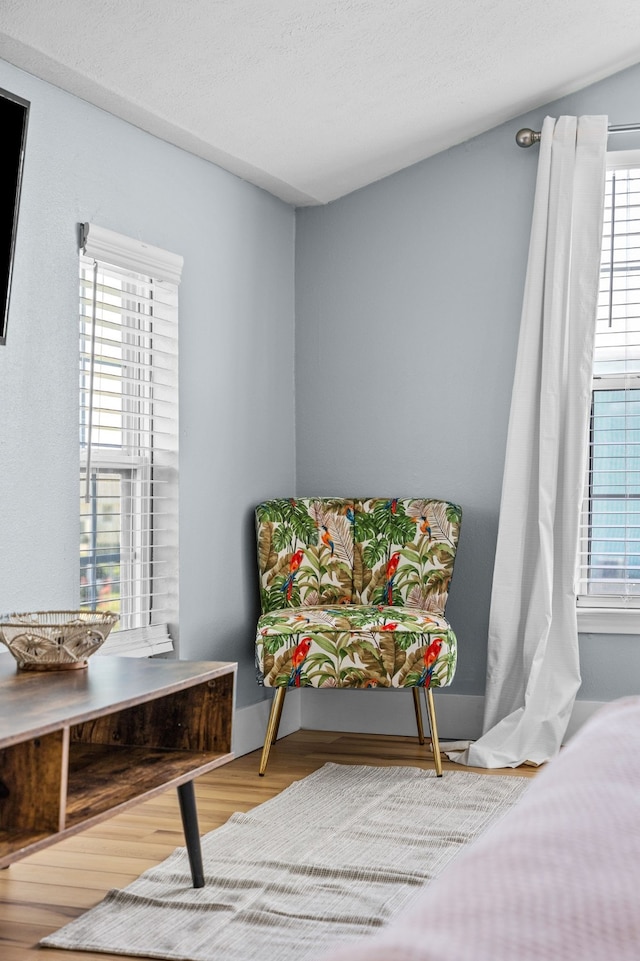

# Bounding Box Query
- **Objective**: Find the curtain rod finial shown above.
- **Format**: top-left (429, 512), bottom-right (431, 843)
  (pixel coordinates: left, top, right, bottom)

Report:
top-left (515, 127), bottom-right (541, 148)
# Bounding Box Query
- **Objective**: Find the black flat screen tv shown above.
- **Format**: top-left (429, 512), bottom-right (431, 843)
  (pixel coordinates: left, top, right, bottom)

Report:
top-left (0, 87), bottom-right (29, 346)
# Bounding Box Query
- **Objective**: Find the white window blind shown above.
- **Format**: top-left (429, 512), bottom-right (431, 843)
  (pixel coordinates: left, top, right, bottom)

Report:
top-left (79, 223), bottom-right (182, 655)
top-left (578, 155), bottom-right (640, 617)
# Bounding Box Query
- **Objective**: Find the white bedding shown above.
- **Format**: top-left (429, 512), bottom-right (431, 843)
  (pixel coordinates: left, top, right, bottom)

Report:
top-left (319, 696), bottom-right (640, 961)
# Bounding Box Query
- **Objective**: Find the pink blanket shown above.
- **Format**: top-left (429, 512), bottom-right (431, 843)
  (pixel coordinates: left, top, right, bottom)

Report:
top-left (319, 696), bottom-right (640, 961)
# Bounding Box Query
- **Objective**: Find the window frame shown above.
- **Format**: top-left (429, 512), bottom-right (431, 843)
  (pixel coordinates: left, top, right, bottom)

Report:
top-left (577, 149), bottom-right (640, 634)
top-left (79, 224), bottom-right (182, 657)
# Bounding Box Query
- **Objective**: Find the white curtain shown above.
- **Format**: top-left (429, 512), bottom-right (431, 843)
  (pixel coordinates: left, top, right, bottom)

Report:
top-left (459, 116), bottom-right (608, 768)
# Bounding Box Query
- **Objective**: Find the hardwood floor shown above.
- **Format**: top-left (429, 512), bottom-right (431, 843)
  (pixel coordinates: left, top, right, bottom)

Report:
top-left (0, 729), bottom-right (536, 961)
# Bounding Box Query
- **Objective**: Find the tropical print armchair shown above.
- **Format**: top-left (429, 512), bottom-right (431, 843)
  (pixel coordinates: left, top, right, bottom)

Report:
top-left (255, 497), bottom-right (462, 775)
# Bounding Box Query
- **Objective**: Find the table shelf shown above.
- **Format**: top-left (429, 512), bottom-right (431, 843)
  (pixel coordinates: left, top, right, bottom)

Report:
top-left (0, 658), bottom-right (236, 869)
top-left (64, 743), bottom-right (233, 826)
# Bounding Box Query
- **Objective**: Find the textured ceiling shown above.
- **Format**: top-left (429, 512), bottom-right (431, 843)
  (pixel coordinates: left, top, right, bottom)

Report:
top-left (2, 0), bottom-right (640, 205)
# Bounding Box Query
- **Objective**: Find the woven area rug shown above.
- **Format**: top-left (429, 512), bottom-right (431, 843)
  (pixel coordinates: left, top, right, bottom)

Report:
top-left (42, 762), bottom-right (529, 961)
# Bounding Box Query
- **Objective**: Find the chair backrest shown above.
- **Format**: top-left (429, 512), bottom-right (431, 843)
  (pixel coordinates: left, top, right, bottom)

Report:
top-left (256, 498), bottom-right (355, 612)
top-left (255, 497), bottom-right (462, 615)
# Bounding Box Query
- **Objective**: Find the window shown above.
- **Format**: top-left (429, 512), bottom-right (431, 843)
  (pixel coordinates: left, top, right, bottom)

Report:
top-left (578, 153), bottom-right (640, 632)
top-left (79, 224), bottom-right (182, 655)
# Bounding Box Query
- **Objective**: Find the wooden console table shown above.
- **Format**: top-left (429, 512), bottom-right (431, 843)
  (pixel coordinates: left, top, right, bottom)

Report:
top-left (0, 656), bottom-right (236, 887)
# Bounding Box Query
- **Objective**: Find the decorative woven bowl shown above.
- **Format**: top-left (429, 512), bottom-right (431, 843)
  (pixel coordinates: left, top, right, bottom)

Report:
top-left (0, 610), bottom-right (119, 671)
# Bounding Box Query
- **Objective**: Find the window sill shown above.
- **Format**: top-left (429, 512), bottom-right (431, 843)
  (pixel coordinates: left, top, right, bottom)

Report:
top-left (577, 607), bottom-right (640, 634)
top-left (97, 624), bottom-right (175, 658)
top-left (0, 625), bottom-right (174, 660)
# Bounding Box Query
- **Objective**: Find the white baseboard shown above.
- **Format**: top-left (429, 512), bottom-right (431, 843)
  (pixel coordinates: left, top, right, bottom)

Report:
top-left (563, 698), bottom-right (607, 742)
top-left (301, 691), bottom-right (607, 745)
top-left (231, 689), bottom-right (607, 757)
top-left (299, 689), bottom-right (486, 740)
top-left (232, 689), bottom-right (301, 758)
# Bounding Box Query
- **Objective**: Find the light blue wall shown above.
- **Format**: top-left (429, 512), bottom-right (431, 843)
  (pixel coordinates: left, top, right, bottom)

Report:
top-left (0, 60), bottom-right (296, 709)
top-left (3, 53), bottom-right (639, 719)
top-left (295, 61), bottom-right (640, 703)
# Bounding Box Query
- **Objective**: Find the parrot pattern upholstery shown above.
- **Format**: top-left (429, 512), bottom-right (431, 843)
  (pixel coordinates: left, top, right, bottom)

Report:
top-left (254, 497), bottom-right (462, 775)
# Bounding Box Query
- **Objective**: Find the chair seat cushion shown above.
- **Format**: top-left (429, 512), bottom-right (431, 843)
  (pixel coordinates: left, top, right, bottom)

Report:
top-left (256, 604), bottom-right (456, 690)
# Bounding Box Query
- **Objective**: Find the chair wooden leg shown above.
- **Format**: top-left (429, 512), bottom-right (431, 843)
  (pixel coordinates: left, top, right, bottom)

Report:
top-left (424, 687), bottom-right (443, 777)
top-left (259, 687), bottom-right (286, 776)
top-left (412, 687), bottom-right (425, 744)
top-left (271, 685), bottom-right (286, 743)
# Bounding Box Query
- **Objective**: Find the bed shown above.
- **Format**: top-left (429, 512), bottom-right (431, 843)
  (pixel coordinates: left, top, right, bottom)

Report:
top-left (319, 695), bottom-right (640, 961)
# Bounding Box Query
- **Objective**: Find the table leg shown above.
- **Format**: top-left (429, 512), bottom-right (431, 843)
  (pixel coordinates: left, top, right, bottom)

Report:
top-left (176, 780), bottom-right (205, 888)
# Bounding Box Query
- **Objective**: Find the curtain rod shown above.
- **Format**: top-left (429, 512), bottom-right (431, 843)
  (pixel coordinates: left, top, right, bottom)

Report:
top-left (516, 123), bottom-right (640, 147)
